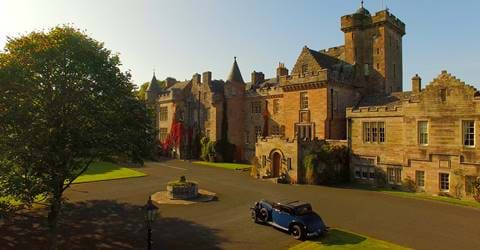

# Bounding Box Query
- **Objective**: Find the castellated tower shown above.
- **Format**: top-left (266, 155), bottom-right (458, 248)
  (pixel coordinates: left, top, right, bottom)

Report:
top-left (341, 4), bottom-right (405, 94)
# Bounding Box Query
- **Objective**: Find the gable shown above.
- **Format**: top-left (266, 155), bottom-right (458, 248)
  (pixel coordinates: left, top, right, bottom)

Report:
top-left (421, 71), bottom-right (478, 105)
top-left (291, 47), bottom-right (343, 76)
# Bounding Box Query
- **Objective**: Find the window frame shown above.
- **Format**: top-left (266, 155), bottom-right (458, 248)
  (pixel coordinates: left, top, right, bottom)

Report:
top-left (159, 106), bottom-right (168, 121)
top-left (418, 120), bottom-right (429, 146)
top-left (462, 120), bottom-right (475, 147)
top-left (300, 92), bottom-right (309, 109)
top-left (439, 173), bottom-right (450, 192)
top-left (415, 170), bottom-right (425, 188)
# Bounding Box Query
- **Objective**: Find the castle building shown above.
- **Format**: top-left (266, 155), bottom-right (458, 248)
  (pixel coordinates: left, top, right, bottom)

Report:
top-left (146, 4), bottom-right (479, 196)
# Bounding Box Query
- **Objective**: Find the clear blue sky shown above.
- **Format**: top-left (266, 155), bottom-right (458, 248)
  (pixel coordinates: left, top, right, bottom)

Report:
top-left (1, 0), bottom-right (479, 90)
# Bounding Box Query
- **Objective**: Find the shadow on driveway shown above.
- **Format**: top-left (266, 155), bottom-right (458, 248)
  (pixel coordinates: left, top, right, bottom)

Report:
top-left (0, 200), bottom-right (226, 250)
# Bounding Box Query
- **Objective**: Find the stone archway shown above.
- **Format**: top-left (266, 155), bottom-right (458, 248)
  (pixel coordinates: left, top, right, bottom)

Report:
top-left (272, 152), bottom-right (281, 178)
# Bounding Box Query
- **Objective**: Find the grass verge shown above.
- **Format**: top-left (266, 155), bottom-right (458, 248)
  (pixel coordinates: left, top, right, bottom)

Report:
top-left (72, 161), bottom-right (146, 184)
top-left (290, 228), bottom-right (408, 250)
top-left (349, 184), bottom-right (480, 209)
top-left (192, 161), bottom-right (252, 170)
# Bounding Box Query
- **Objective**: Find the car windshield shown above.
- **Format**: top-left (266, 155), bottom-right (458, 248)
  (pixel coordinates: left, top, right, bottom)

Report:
top-left (294, 204), bottom-right (313, 215)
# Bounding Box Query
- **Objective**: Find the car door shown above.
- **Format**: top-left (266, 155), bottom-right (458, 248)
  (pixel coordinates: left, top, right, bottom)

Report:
top-left (272, 205), bottom-right (293, 229)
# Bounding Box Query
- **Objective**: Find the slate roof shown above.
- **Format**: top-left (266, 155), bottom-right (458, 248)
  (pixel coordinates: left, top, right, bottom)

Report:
top-left (356, 91), bottom-right (413, 108)
top-left (227, 57), bottom-right (244, 83)
top-left (245, 77), bottom-right (279, 91)
top-left (167, 80), bottom-right (190, 90)
top-left (146, 74), bottom-right (162, 93)
top-left (209, 80), bottom-right (225, 93)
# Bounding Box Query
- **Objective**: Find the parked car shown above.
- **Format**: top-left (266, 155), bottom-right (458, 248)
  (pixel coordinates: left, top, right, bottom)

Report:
top-left (250, 200), bottom-right (327, 240)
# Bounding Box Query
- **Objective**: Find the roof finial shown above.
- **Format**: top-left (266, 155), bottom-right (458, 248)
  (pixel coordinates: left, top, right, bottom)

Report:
top-left (361, 0), bottom-right (364, 8)
top-left (153, 68), bottom-right (155, 77)
top-left (234, 56), bottom-right (237, 62)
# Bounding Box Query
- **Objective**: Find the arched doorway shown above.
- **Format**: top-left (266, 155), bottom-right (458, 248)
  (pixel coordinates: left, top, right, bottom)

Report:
top-left (272, 152), bottom-right (281, 177)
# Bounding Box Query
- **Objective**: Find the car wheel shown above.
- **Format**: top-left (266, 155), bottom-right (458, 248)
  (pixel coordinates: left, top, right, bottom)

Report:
top-left (291, 224), bottom-right (305, 240)
top-left (259, 208), bottom-right (269, 222)
top-left (251, 210), bottom-right (259, 223)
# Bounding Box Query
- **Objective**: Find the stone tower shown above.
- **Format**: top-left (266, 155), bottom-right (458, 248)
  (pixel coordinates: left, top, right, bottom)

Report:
top-left (224, 57), bottom-right (246, 160)
top-left (341, 2), bottom-right (405, 94)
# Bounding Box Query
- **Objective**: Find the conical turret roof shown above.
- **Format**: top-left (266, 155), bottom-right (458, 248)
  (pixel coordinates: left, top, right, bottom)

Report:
top-left (227, 57), bottom-right (244, 83)
top-left (147, 73), bottom-right (162, 93)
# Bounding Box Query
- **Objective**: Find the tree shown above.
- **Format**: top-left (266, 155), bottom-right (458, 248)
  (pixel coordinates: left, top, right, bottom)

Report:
top-left (0, 26), bottom-right (155, 248)
top-left (135, 80), bottom-right (165, 101)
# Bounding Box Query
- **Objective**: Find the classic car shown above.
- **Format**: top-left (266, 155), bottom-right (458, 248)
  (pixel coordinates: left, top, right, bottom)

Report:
top-left (250, 200), bottom-right (327, 240)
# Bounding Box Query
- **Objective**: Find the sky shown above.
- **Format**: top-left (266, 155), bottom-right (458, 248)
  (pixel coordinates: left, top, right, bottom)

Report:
top-left (0, 0), bottom-right (479, 90)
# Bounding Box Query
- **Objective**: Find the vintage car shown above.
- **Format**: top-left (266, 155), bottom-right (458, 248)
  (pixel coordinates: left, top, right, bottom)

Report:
top-left (250, 200), bottom-right (327, 240)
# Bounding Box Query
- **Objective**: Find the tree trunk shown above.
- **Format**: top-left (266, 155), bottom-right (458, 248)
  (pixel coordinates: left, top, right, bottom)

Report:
top-left (47, 193), bottom-right (62, 250)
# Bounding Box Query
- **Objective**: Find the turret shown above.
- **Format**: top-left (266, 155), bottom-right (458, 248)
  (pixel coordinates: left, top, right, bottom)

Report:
top-left (145, 73), bottom-right (162, 103)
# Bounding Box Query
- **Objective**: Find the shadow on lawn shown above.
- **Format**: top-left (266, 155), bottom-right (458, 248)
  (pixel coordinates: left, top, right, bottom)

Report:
top-left (319, 229), bottom-right (366, 246)
top-left (0, 200), bottom-right (226, 250)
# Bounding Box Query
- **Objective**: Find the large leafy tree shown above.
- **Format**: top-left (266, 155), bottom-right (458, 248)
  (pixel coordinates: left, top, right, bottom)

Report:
top-left (0, 26), bottom-right (155, 248)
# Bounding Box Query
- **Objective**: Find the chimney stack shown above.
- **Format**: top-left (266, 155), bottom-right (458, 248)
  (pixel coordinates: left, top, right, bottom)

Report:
top-left (192, 73), bottom-right (201, 84)
top-left (251, 71), bottom-right (265, 85)
top-left (412, 74), bottom-right (422, 93)
top-left (202, 71), bottom-right (212, 85)
top-left (276, 62), bottom-right (288, 80)
top-left (165, 77), bottom-right (177, 88)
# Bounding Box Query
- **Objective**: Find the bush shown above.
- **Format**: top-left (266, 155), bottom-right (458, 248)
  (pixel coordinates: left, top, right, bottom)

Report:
top-left (402, 176), bottom-right (416, 192)
top-left (250, 157), bottom-right (260, 178)
top-left (303, 154), bottom-right (318, 184)
top-left (375, 168), bottom-right (387, 188)
top-left (473, 178), bottom-right (480, 202)
top-left (214, 140), bottom-right (236, 163)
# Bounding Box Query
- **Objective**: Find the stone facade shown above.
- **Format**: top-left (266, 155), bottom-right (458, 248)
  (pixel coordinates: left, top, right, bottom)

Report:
top-left (146, 4), bottom-right (479, 194)
top-left (347, 71), bottom-right (480, 197)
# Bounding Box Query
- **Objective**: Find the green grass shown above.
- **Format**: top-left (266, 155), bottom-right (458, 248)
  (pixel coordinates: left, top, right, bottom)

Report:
top-left (350, 184), bottom-right (480, 209)
top-left (192, 161), bottom-right (252, 170)
top-left (290, 229), bottom-right (408, 250)
top-left (72, 161), bottom-right (146, 184)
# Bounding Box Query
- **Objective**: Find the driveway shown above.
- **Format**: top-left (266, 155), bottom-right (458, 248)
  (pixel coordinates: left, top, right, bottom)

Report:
top-left (2, 158), bottom-right (480, 249)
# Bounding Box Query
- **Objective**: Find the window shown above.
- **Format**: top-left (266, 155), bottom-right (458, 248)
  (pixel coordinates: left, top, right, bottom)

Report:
top-left (364, 64), bottom-right (370, 76)
top-left (301, 64), bottom-right (308, 74)
top-left (387, 167), bottom-right (402, 185)
top-left (376, 48), bottom-right (380, 55)
top-left (287, 158), bottom-right (292, 170)
top-left (251, 101), bottom-right (261, 113)
top-left (159, 128), bottom-right (168, 142)
top-left (369, 168), bottom-right (375, 180)
top-left (362, 167), bottom-right (368, 179)
top-left (378, 122), bottom-right (385, 143)
top-left (297, 124), bottom-right (312, 140)
top-left (273, 99), bottom-right (280, 114)
top-left (440, 88), bottom-right (447, 102)
top-left (393, 63), bottom-right (396, 78)
top-left (418, 121), bottom-right (428, 145)
top-left (416, 171), bottom-right (425, 188)
top-left (376, 63), bottom-right (380, 70)
top-left (159, 107), bottom-right (168, 121)
top-left (354, 167), bottom-right (361, 179)
top-left (255, 126), bottom-right (262, 138)
top-left (463, 120), bottom-right (475, 147)
top-left (363, 122), bottom-right (385, 144)
top-left (439, 173), bottom-right (449, 191)
top-left (300, 92), bottom-right (309, 109)
top-left (272, 125), bottom-right (280, 135)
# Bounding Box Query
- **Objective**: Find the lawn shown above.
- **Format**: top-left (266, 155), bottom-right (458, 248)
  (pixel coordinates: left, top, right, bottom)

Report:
top-left (192, 161), bottom-right (252, 170)
top-left (290, 229), bottom-right (408, 250)
top-left (350, 184), bottom-right (480, 209)
top-left (72, 161), bottom-right (146, 184)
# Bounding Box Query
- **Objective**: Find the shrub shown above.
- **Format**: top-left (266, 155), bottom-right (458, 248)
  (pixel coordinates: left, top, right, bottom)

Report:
top-left (250, 157), bottom-right (260, 178)
top-left (375, 169), bottom-right (387, 188)
top-left (473, 178), bottom-right (480, 202)
top-left (402, 176), bottom-right (416, 192)
top-left (303, 154), bottom-right (318, 184)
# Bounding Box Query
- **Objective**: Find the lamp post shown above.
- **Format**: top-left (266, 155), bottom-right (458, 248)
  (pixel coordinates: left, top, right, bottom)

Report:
top-left (145, 196), bottom-right (159, 250)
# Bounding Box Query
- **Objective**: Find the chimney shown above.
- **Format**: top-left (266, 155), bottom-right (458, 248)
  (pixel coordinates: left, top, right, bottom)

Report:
top-left (412, 74), bottom-right (422, 93)
top-left (251, 71), bottom-right (265, 85)
top-left (165, 77), bottom-right (177, 88)
top-left (192, 73), bottom-right (201, 84)
top-left (276, 62), bottom-right (288, 79)
top-left (202, 71), bottom-right (212, 85)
